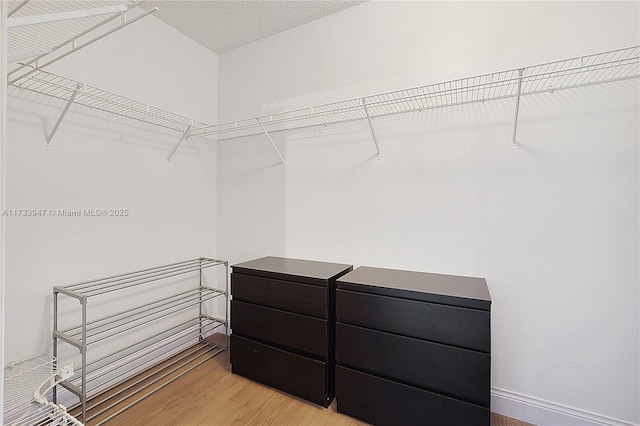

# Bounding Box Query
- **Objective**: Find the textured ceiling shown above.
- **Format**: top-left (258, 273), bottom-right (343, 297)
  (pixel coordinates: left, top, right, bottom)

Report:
top-left (139, 1), bottom-right (366, 54)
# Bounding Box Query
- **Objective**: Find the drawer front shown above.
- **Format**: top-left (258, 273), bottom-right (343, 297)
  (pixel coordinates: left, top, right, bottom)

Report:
top-left (231, 300), bottom-right (327, 357)
top-left (231, 334), bottom-right (332, 407)
top-left (336, 323), bottom-right (490, 407)
top-left (232, 273), bottom-right (328, 318)
top-left (337, 289), bottom-right (490, 353)
top-left (336, 365), bottom-right (489, 426)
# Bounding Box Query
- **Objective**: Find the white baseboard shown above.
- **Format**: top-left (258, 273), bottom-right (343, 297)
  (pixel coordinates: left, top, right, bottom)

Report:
top-left (491, 388), bottom-right (638, 426)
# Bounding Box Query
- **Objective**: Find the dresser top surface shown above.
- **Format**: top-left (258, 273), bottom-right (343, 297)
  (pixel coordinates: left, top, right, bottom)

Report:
top-left (338, 266), bottom-right (491, 304)
top-left (232, 256), bottom-right (353, 281)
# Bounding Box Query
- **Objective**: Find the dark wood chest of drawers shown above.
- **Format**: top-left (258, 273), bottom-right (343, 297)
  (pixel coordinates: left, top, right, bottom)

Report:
top-left (335, 266), bottom-right (492, 425)
top-left (230, 256), bottom-right (353, 407)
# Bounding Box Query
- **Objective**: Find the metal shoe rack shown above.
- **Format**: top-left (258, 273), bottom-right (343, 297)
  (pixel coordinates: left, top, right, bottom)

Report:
top-left (52, 258), bottom-right (229, 425)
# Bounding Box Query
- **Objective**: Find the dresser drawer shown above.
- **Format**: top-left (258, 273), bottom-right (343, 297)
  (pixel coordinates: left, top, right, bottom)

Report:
top-left (231, 300), bottom-right (327, 357)
top-left (336, 323), bottom-right (490, 407)
top-left (336, 289), bottom-right (490, 352)
top-left (231, 334), bottom-right (331, 407)
top-left (232, 273), bottom-right (328, 318)
top-left (336, 365), bottom-right (489, 426)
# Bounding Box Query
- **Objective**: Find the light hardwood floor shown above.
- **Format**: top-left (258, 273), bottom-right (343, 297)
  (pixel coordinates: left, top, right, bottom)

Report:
top-left (101, 349), bottom-right (533, 426)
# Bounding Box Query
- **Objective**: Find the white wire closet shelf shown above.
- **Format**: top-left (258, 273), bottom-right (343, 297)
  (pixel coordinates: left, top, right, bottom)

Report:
top-left (11, 70), bottom-right (212, 133)
top-left (7, 0), bottom-right (152, 84)
top-left (4, 353), bottom-right (83, 426)
top-left (7, 45), bottom-right (639, 161)
top-left (189, 45), bottom-right (640, 142)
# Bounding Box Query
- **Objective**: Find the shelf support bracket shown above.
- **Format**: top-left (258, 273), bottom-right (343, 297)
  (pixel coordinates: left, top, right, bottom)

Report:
top-left (258, 121), bottom-right (285, 166)
top-left (362, 99), bottom-right (381, 156)
top-left (45, 83), bottom-right (81, 147)
top-left (167, 124), bottom-right (192, 163)
top-left (512, 68), bottom-right (524, 148)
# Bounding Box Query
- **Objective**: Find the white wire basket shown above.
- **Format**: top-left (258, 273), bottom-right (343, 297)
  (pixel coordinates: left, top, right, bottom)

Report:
top-left (4, 353), bottom-right (83, 426)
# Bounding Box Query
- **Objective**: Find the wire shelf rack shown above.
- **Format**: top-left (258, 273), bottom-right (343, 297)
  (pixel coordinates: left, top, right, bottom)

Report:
top-left (4, 353), bottom-right (82, 426)
top-left (7, 43), bottom-right (638, 159)
top-left (189, 45), bottom-right (640, 142)
top-left (5, 401), bottom-right (84, 426)
top-left (7, 0), bottom-right (148, 83)
top-left (10, 70), bottom-right (212, 133)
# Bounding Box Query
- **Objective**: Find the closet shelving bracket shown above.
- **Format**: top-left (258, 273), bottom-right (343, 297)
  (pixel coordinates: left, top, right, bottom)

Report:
top-left (511, 68), bottom-right (524, 148)
top-left (190, 45), bottom-right (640, 149)
top-left (167, 124), bottom-right (192, 163)
top-left (362, 97), bottom-right (381, 156)
top-left (45, 83), bottom-right (81, 147)
top-left (258, 119), bottom-right (285, 165)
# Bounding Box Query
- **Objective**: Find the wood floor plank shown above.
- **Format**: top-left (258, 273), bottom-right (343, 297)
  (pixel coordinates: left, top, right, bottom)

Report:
top-left (102, 348), bottom-right (533, 426)
top-left (491, 413), bottom-right (535, 426)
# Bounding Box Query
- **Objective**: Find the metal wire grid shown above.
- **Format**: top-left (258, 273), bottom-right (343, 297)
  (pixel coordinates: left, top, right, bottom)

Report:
top-left (4, 354), bottom-right (82, 426)
top-left (4, 354), bottom-right (58, 414)
top-left (11, 70), bottom-right (211, 133)
top-left (6, 402), bottom-right (83, 426)
top-left (192, 45), bottom-right (640, 141)
top-left (195, 98), bottom-right (367, 141)
top-left (7, 0), bottom-right (139, 78)
top-left (8, 45), bottom-right (637, 145)
top-left (520, 46), bottom-right (640, 95)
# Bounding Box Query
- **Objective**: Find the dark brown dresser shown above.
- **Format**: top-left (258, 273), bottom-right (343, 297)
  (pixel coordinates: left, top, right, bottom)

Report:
top-left (230, 256), bottom-right (353, 407)
top-left (335, 266), bottom-right (492, 425)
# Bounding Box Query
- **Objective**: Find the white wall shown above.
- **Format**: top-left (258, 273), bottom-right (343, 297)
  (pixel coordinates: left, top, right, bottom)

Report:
top-left (1, 1), bottom-right (8, 419)
top-left (218, 1), bottom-right (639, 424)
top-left (5, 9), bottom-right (219, 370)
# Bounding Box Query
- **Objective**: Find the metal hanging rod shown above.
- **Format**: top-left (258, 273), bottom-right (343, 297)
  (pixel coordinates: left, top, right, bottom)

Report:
top-left (189, 45), bottom-right (640, 143)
